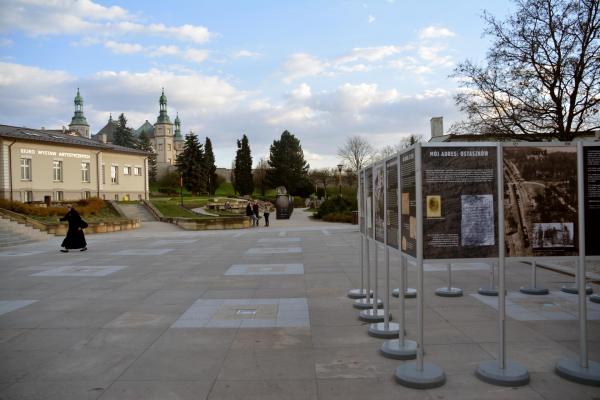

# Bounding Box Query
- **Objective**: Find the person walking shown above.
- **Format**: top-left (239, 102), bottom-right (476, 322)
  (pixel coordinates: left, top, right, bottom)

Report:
top-left (263, 202), bottom-right (271, 227)
top-left (59, 204), bottom-right (87, 252)
top-left (246, 202), bottom-right (257, 226)
top-left (252, 201), bottom-right (260, 226)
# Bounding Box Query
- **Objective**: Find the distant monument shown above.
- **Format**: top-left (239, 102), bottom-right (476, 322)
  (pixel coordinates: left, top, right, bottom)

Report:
top-left (275, 186), bottom-right (294, 219)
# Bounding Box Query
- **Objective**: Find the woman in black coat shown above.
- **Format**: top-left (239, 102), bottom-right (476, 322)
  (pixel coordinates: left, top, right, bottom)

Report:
top-left (60, 205), bottom-right (87, 252)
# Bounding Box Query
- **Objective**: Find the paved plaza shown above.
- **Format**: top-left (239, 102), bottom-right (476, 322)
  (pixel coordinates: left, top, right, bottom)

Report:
top-left (0, 211), bottom-right (599, 399)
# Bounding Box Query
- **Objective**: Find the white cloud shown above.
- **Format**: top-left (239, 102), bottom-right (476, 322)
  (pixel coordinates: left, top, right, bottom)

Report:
top-left (149, 45), bottom-right (180, 57)
top-left (184, 49), bottom-right (209, 64)
top-left (419, 26), bottom-right (456, 40)
top-left (335, 45), bottom-right (406, 64)
top-left (0, 37), bottom-right (14, 47)
top-left (368, 15), bottom-right (375, 24)
top-left (235, 50), bottom-right (261, 58)
top-left (104, 40), bottom-right (143, 54)
top-left (0, 0), bottom-right (212, 44)
top-left (283, 53), bottom-right (328, 83)
top-left (289, 83), bottom-right (312, 101)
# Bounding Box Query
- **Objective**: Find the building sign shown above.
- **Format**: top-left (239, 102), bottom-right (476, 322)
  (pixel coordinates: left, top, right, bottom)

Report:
top-left (374, 163), bottom-right (385, 243)
top-left (386, 157), bottom-right (399, 249)
top-left (20, 148), bottom-right (90, 159)
top-left (422, 146), bottom-right (498, 259)
top-left (584, 146), bottom-right (600, 256)
top-left (503, 146), bottom-right (578, 257)
top-left (400, 149), bottom-right (417, 257)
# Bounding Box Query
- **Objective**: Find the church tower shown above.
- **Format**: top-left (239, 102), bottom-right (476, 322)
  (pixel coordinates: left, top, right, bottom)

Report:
top-left (153, 88), bottom-right (175, 176)
top-left (174, 112), bottom-right (184, 154)
top-left (68, 88), bottom-right (90, 138)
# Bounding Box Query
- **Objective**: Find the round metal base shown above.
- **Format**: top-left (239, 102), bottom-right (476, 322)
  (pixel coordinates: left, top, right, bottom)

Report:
top-left (475, 360), bottom-right (530, 387)
top-left (395, 362), bottom-right (446, 389)
top-left (358, 308), bottom-right (390, 323)
top-left (519, 286), bottom-right (549, 295)
top-left (368, 322), bottom-right (400, 338)
top-left (380, 339), bottom-right (417, 360)
top-left (435, 287), bottom-right (463, 297)
top-left (353, 298), bottom-right (383, 310)
top-left (392, 288), bottom-right (417, 298)
top-left (591, 294), bottom-right (600, 304)
top-left (555, 358), bottom-right (600, 386)
top-left (347, 288), bottom-right (373, 299)
top-left (561, 285), bottom-right (594, 295)
top-left (478, 287), bottom-right (498, 296)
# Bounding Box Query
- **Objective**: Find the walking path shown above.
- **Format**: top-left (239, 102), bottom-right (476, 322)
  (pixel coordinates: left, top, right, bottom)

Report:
top-left (0, 211), bottom-right (598, 399)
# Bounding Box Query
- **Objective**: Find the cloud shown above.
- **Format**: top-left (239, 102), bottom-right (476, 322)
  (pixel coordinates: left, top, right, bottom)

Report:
top-left (368, 15), bottom-right (375, 23)
top-left (282, 53), bottom-right (328, 83)
top-left (104, 41), bottom-right (143, 54)
top-left (0, 61), bottom-right (463, 169)
top-left (235, 50), bottom-right (261, 58)
top-left (184, 49), bottom-right (209, 64)
top-left (0, 37), bottom-right (13, 47)
top-left (149, 45), bottom-right (180, 57)
top-left (0, 0), bottom-right (212, 44)
top-left (289, 83), bottom-right (312, 101)
top-left (419, 26), bottom-right (456, 40)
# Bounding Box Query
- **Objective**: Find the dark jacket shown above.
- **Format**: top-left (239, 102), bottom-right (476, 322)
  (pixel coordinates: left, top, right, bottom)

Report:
top-left (60, 208), bottom-right (87, 249)
top-left (245, 204), bottom-right (254, 216)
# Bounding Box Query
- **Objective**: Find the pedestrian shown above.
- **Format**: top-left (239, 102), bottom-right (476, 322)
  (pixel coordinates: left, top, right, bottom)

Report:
top-left (263, 203), bottom-right (271, 227)
top-left (246, 202), bottom-right (257, 226)
top-left (252, 201), bottom-right (260, 226)
top-left (59, 204), bottom-right (87, 252)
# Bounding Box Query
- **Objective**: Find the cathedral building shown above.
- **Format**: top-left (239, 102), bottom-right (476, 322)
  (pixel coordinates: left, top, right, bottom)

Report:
top-left (92, 89), bottom-right (185, 178)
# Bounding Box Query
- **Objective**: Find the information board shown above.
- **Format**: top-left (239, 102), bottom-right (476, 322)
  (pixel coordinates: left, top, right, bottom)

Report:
top-left (421, 146), bottom-right (498, 259)
top-left (386, 157), bottom-right (399, 249)
top-left (374, 163), bottom-right (385, 243)
top-left (359, 170), bottom-right (366, 234)
top-left (584, 146), bottom-right (600, 256)
top-left (503, 146), bottom-right (578, 257)
top-left (365, 167), bottom-right (373, 238)
top-left (400, 149), bottom-right (417, 257)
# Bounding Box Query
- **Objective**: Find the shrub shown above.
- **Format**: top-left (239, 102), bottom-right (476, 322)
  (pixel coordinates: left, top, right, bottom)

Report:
top-left (315, 196), bottom-right (357, 219)
top-left (322, 211), bottom-right (353, 223)
top-left (0, 197), bottom-right (105, 217)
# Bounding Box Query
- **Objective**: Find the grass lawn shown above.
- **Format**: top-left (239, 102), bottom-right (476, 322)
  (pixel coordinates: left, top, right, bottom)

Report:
top-left (150, 198), bottom-right (201, 218)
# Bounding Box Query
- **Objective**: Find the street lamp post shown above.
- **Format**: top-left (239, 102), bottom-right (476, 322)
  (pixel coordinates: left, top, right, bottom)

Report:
top-left (337, 164), bottom-right (343, 197)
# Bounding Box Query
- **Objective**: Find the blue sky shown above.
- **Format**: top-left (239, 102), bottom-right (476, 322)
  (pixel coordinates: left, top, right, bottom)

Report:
top-left (0, 0), bottom-right (514, 168)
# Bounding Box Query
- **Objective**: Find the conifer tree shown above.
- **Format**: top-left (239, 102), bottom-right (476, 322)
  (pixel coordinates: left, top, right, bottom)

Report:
top-left (204, 137), bottom-right (218, 195)
top-left (176, 133), bottom-right (206, 195)
top-left (267, 130), bottom-right (309, 195)
top-left (233, 134), bottom-right (254, 196)
top-left (136, 131), bottom-right (158, 184)
top-left (113, 113), bottom-right (137, 148)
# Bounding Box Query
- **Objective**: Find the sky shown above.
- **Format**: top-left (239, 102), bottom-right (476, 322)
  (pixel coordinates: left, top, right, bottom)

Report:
top-left (0, 0), bottom-right (515, 168)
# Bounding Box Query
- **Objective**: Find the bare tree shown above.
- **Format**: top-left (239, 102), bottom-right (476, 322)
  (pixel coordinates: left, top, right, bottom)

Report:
top-left (452, 0), bottom-right (600, 141)
top-left (337, 136), bottom-right (374, 171)
top-left (308, 168), bottom-right (333, 197)
top-left (398, 134), bottom-right (422, 149)
top-left (253, 158), bottom-right (270, 196)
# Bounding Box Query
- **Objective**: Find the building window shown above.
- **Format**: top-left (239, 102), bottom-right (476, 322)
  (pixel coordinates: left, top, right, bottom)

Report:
top-left (54, 191), bottom-right (63, 201)
top-left (101, 164), bottom-right (105, 184)
top-left (168, 158), bottom-right (172, 165)
top-left (138, 194), bottom-right (143, 200)
top-left (123, 166), bottom-right (131, 175)
top-left (168, 144), bottom-right (171, 151)
top-left (20, 158), bottom-right (31, 181)
top-left (158, 143), bottom-right (163, 151)
top-left (53, 160), bottom-right (63, 182)
top-left (111, 165), bottom-right (118, 184)
top-left (102, 194), bottom-right (106, 200)
top-left (81, 162), bottom-right (90, 183)
top-left (84, 191), bottom-right (91, 199)
top-left (133, 167), bottom-right (142, 176)
top-left (23, 191), bottom-right (33, 202)
top-left (114, 194), bottom-right (119, 200)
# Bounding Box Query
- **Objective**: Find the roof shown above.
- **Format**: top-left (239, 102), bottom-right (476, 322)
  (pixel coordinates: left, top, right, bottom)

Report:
top-left (0, 124), bottom-right (150, 156)
top-left (135, 120), bottom-right (155, 138)
top-left (92, 118), bottom-right (118, 142)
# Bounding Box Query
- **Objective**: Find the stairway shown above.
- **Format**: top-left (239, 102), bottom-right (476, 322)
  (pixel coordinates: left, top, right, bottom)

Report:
top-left (0, 216), bottom-right (51, 248)
top-left (118, 203), bottom-right (157, 222)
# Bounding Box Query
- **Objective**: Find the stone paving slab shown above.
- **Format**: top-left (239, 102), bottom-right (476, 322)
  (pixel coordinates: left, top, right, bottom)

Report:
top-left (0, 212), bottom-right (599, 399)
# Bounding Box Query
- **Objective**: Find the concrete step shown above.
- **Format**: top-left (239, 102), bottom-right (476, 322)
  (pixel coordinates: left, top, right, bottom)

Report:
top-left (0, 215), bottom-right (51, 247)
